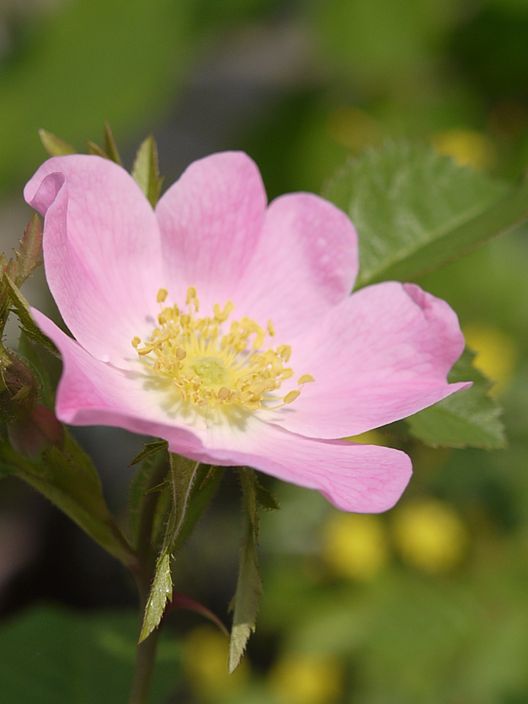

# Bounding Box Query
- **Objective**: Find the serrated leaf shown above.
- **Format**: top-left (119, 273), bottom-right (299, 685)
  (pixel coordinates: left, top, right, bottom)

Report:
top-left (324, 141), bottom-right (519, 286)
top-left (132, 135), bottom-right (163, 207)
top-left (6, 215), bottom-right (43, 287)
top-left (140, 552), bottom-right (173, 643)
top-left (0, 431), bottom-right (136, 567)
top-left (139, 455), bottom-right (200, 642)
top-left (39, 129), bottom-right (76, 157)
top-left (4, 275), bottom-right (58, 355)
top-left (229, 468), bottom-right (262, 673)
top-left (407, 348), bottom-right (506, 449)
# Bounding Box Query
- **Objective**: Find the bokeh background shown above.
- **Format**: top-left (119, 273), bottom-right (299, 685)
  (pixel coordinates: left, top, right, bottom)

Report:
top-left (1, 1), bottom-right (528, 702)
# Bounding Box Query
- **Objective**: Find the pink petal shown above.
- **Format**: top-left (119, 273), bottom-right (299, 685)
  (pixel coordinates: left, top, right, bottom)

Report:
top-left (34, 308), bottom-right (411, 512)
top-left (31, 308), bottom-right (205, 457)
top-left (24, 156), bottom-right (163, 366)
top-left (197, 420), bottom-right (412, 513)
top-left (155, 152), bottom-right (267, 309)
top-left (232, 193), bottom-right (358, 337)
top-left (270, 282), bottom-right (469, 438)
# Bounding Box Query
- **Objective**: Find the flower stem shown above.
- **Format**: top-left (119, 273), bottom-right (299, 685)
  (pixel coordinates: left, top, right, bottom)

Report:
top-left (128, 626), bottom-right (160, 704)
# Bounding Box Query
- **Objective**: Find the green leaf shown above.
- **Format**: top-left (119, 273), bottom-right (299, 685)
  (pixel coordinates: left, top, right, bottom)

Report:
top-left (0, 606), bottom-right (181, 704)
top-left (407, 348), bottom-right (506, 449)
top-left (127, 440), bottom-right (169, 547)
top-left (6, 215), bottom-right (43, 287)
top-left (86, 123), bottom-right (123, 164)
top-left (130, 439), bottom-right (168, 466)
top-left (132, 135), bottom-right (163, 207)
top-left (103, 122), bottom-right (123, 164)
top-left (38, 129), bottom-right (76, 157)
top-left (140, 552), bottom-right (174, 643)
top-left (139, 454), bottom-right (200, 642)
top-left (3, 275), bottom-right (58, 355)
top-left (229, 468), bottom-right (263, 672)
top-left (87, 140), bottom-right (109, 158)
top-left (0, 431), bottom-right (136, 567)
top-left (324, 141), bottom-right (518, 286)
top-left (172, 465), bottom-right (223, 550)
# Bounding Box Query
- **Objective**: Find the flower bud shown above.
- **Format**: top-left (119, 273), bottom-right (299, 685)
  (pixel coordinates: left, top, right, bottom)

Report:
top-left (0, 353), bottom-right (38, 423)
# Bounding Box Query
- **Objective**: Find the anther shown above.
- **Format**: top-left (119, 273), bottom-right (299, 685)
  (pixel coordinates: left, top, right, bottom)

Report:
top-left (131, 336), bottom-right (141, 348)
top-left (283, 389), bottom-right (301, 404)
top-left (218, 387), bottom-right (231, 401)
top-left (157, 288), bottom-right (168, 303)
top-left (298, 374), bottom-right (315, 385)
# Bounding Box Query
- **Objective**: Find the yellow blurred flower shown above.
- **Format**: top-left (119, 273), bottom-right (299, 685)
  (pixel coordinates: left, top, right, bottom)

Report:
top-left (270, 653), bottom-right (343, 704)
top-left (464, 323), bottom-right (518, 395)
top-left (432, 128), bottom-right (495, 171)
top-left (182, 626), bottom-right (248, 700)
top-left (392, 499), bottom-right (468, 574)
top-left (322, 513), bottom-right (389, 581)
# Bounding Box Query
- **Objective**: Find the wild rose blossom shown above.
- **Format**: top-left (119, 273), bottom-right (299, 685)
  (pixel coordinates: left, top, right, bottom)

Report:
top-left (24, 152), bottom-right (468, 512)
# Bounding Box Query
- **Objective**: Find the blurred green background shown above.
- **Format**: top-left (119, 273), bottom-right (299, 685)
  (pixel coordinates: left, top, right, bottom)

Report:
top-left (1, 0), bottom-right (528, 702)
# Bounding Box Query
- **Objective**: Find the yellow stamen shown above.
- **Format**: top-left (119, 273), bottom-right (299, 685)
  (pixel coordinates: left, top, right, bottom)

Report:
top-left (133, 288), bottom-right (313, 414)
top-left (283, 390), bottom-right (301, 405)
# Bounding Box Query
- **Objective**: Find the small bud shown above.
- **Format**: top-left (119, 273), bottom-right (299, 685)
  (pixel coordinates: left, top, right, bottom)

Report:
top-left (0, 354), bottom-right (38, 423)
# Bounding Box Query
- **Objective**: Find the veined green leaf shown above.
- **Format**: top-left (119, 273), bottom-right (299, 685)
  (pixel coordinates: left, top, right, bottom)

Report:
top-left (132, 135), bottom-right (163, 207)
top-left (407, 348), bottom-right (506, 449)
top-left (39, 129), bottom-right (76, 157)
top-left (0, 432), bottom-right (136, 567)
top-left (324, 141), bottom-right (515, 286)
top-left (229, 468), bottom-right (263, 672)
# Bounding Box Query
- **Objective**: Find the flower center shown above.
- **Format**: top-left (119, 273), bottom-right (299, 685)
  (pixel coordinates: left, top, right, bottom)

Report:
top-left (132, 287), bottom-right (314, 414)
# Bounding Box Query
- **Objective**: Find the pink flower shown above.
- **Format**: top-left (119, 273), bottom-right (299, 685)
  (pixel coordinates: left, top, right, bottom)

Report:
top-left (24, 152), bottom-right (468, 512)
